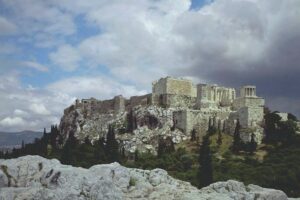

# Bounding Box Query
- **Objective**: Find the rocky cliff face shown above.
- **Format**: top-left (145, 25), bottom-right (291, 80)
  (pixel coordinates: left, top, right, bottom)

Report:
top-left (0, 156), bottom-right (294, 200)
top-left (59, 104), bottom-right (188, 154)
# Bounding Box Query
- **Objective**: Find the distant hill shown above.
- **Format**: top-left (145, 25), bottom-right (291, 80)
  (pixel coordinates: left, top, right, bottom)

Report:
top-left (0, 131), bottom-right (43, 149)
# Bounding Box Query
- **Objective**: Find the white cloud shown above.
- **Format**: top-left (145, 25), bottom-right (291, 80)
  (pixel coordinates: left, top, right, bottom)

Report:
top-left (49, 44), bottom-right (81, 71)
top-left (0, 117), bottom-right (25, 127)
top-left (47, 76), bottom-right (148, 100)
top-left (0, 73), bottom-right (148, 131)
top-left (13, 109), bottom-right (29, 117)
top-left (0, 16), bottom-right (17, 35)
top-left (22, 61), bottom-right (49, 72)
top-left (0, 0), bottom-right (76, 47)
top-left (29, 103), bottom-right (51, 115)
top-left (0, 73), bottom-right (74, 132)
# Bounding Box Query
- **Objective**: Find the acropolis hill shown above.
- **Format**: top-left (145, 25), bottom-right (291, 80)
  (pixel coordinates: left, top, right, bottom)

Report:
top-left (59, 76), bottom-right (267, 154)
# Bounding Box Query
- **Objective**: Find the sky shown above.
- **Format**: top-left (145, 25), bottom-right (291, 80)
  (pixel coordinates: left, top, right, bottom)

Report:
top-left (0, 0), bottom-right (299, 132)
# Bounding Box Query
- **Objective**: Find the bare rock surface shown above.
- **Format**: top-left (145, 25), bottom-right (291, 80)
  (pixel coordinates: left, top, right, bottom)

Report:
top-left (60, 105), bottom-right (187, 155)
top-left (0, 156), bottom-right (295, 200)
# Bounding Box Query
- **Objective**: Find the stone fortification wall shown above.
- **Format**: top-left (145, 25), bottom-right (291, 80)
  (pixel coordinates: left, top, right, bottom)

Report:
top-left (94, 99), bottom-right (115, 114)
top-left (73, 94), bottom-right (153, 116)
top-left (128, 94), bottom-right (152, 109)
top-left (114, 95), bottom-right (125, 113)
top-left (233, 97), bottom-right (265, 111)
top-left (159, 94), bottom-right (196, 108)
top-left (152, 77), bottom-right (196, 97)
top-left (238, 107), bottom-right (264, 128)
top-left (152, 78), bottom-right (167, 94)
top-left (174, 109), bottom-right (232, 139)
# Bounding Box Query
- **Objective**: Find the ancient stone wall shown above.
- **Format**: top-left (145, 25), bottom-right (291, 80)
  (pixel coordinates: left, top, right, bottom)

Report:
top-left (152, 77), bottom-right (196, 97)
top-left (174, 109), bottom-right (231, 139)
top-left (93, 99), bottom-right (115, 114)
top-left (114, 95), bottom-right (125, 113)
top-left (238, 107), bottom-right (264, 128)
top-left (128, 94), bottom-right (152, 109)
top-left (160, 94), bottom-right (196, 108)
top-left (152, 78), bottom-right (167, 94)
top-left (233, 97), bottom-right (265, 111)
top-left (166, 78), bottom-right (196, 97)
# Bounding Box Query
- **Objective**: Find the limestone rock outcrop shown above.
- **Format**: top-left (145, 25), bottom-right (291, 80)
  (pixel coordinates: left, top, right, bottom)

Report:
top-left (60, 104), bottom-right (187, 155)
top-left (0, 156), bottom-right (295, 200)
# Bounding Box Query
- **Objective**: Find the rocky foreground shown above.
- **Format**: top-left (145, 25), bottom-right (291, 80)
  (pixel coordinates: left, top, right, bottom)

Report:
top-left (0, 156), bottom-right (296, 200)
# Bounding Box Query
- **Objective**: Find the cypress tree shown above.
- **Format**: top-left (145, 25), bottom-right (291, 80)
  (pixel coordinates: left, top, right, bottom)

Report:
top-left (198, 135), bottom-right (213, 188)
top-left (61, 132), bottom-right (78, 165)
top-left (134, 149), bottom-right (139, 162)
top-left (217, 130), bottom-right (222, 147)
top-left (94, 136), bottom-right (106, 163)
top-left (106, 125), bottom-right (119, 162)
top-left (232, 120), bottom-right (241, 153)
top-left (191, 129), bottom-right (197, 141)
top-left (157, 137), bottom-right (165, 158)
top-left (249, 133), bottom-right (257, 154)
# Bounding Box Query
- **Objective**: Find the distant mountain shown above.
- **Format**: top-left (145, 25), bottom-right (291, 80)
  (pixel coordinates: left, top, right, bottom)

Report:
top-left (0, 131), bottom-right (43, 149)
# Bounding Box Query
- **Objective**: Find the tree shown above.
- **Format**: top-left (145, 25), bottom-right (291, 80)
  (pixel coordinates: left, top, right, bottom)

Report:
top-left (106, 125), bottom-right (119, 162)
top-left (288, 113), bottom-right (298, 121)
top-left (217, 130), bottom-right (222, 147)
top-left (191, 129), bottom-right (197, 141)
top-left (127, 109), bottom-right (137, 133)
top-left (61, 132), bottom-right (78, 165)
top-left (180, 154), bottom-right (193, 170)
top-left (49, 125), bottom-right (60, 148)
top-left (208, 118), bottom-right (216, 135)
top-left (94, 136), bottom-right (106, 163)
top-left (157, 137), bottom-right (175, 157)
top-left (77, 136), bottom-right (96, 168)
top-left (249, 133), bottom-right (257, 154)
top-left (198, 135), bottom-right (213, 188)
top-left (134, 149), bottom-right (139, 162)
top-left (279, 120), bottom-right (297, 143)
top-left (264, 112), bottom-right (281, 142)
top-left (232, 120), bottom-right (241, 153)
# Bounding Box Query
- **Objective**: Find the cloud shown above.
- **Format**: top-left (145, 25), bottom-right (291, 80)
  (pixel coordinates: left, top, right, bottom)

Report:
top-left (0, 16), bottom-right (17, 35)
top-left (47, 76), bottom-right (148, 100)
top-left (0, 0), bottom-right (76, 47)
top-left (0, 73), bottom-right (148, 131)
top-left (49, 44), bottom-right (81, 71)
top-left (0, 43), bottom-right (19, 55)
top-left (0, 117), bottom-right (25, 127)
top-left (13, 109), bottom-right (29, 117)
top-left (22, 61), bottom-right (49, 72)
top-left (29, 103), bottom-right (51, 115)
top-left (0, 73), bottom-right (74, 132)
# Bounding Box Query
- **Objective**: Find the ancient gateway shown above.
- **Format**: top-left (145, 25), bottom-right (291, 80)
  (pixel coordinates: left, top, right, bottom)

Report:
top-left (63, 76), bottom-right (265, 147)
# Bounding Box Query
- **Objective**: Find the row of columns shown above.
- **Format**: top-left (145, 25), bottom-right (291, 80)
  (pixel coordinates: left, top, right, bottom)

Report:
top-left (245, 87), bottom-right (255, 97)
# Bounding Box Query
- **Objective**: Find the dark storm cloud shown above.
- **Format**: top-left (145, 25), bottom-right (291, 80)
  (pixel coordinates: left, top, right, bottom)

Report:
top-left (171, 0), bottom-right (300, 116)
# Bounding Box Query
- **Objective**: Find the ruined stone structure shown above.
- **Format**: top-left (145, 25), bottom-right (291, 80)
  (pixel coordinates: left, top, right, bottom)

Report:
top-left (61, 76), bottom-right (266, 148)
top-left (151, 77), bottom-right (197, 108)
